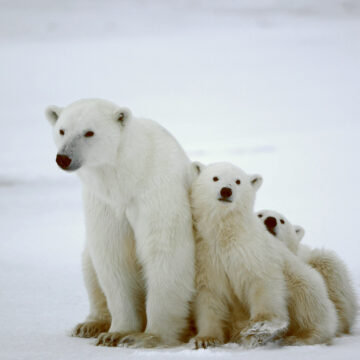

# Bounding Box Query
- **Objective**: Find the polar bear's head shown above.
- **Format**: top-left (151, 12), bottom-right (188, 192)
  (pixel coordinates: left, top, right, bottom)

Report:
top-left (191, 161), bottom-right (263, 217)
top-left (45, 99), bottom-right (131, 171)
top-left (256, 209), bottom-right (305, 254)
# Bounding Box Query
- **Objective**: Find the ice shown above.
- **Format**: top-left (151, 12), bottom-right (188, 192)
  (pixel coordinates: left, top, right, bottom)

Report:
top-left (0, 1), bottom-right (359, 359)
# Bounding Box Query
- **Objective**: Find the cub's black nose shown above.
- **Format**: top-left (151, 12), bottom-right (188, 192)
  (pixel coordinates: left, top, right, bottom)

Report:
top-left (56, 154), bottom-right (72, 170)
top-left (264, 216), bottom-right (277, 231)
top-left (220, 187), bottom-right (232, 198)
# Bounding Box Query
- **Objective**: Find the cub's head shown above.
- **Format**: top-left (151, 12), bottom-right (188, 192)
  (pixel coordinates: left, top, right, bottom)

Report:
top-left (256, 209), bottom-right (305, 254)
top-left (191, 161), bottom-right (262, 217)
top-left (45, 98), bottom-right (131, 171)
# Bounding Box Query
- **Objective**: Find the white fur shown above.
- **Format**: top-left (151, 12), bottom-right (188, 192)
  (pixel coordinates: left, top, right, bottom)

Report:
top-left (191, 162), bottom-right (337, 348)
top-left (257, 209), bottom-right (358, 335)
top-left (46, 98), bottom-right (195, 347)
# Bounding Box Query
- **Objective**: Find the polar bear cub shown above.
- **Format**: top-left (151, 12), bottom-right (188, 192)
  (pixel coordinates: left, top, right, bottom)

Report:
top-left (46, 99), bottom-right (195, 347)
top-left (257, 209), bottom-right (358, 335)
top-left (191, 162), bottom-right (337, 348)
top-left (191, 162), bottom-right (290, 348)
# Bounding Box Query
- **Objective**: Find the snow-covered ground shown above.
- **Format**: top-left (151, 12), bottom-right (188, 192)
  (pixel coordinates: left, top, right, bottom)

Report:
top-left (0, 1), bottom-right (359, 359)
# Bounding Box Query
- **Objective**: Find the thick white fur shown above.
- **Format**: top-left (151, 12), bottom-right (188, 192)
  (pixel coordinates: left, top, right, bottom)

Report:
top-left (46, 99), bottom-right (195, 347)
top-left (258, 209), bottom-right (358, 335)
top-left (191, 162), bottom-right (337, 348)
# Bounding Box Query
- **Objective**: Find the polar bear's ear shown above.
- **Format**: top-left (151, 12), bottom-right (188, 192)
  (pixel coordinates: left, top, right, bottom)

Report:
top-left (114, 107), bottom-right (132, 126)
top-left (250, 174), bottom-right (263, 191)
top-left (294, 225), bottom-right (305, 241)
top-left (192, 161), bottom-right (205, 176)
top-left (45, 105), bottom-right (63, 126)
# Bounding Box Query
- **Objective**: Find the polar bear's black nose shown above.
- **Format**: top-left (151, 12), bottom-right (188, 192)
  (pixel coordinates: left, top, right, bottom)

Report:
top-left (56, 154), bottom-right (72, 170)
top-left (220, 187), bottom-right (232, 198)
top-left (264, 216), bottom-right (277, 231)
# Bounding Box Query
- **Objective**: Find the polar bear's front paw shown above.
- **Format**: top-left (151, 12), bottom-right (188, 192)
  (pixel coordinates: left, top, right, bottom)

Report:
top-left (72, 321), bottom-right (110, 338)
top-left (192, 336), bottom-right (222, 349)
top-left (120, 332), bottom-right (163, 348)
top-left (96, 332), bottom-right (128, 347)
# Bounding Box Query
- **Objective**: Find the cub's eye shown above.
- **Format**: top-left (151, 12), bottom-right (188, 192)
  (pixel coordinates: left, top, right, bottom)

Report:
top-left (235, 179), bottom-right (241, 185)
top-left (59, 129), bottom-right (65, 135)
top-left (213, 176), bottom-right (219, 182)
top-left (84, 131), bottom-right (94, 137)
top-left (258, 214), bottom-right (263, 218)
top-left (280, 219), bottom-right (285, 224)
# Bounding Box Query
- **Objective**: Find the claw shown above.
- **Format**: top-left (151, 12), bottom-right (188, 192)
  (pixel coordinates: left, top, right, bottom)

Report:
top-left (72, 321), bottom-right (110, 339)
top-left (192, 336), bottom-right (221, 350)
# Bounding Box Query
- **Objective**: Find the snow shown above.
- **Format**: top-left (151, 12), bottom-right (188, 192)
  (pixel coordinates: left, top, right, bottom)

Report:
top-left (0, 1), bottom-right (359, 359)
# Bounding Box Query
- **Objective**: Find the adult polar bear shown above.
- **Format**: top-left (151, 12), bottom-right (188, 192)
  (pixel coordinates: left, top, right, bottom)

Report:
top-left (46, 99), bottom-right (195, 347)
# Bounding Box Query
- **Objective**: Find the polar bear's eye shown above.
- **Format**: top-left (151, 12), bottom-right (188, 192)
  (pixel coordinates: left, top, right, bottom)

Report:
top-left (280, 219), bottom-right (285, 224)
top-left (258, 214), bottom-right (263, 218)
top-left (59, 129), bottom-right (65, 135)
top-left (213, 177), bottom-right (219, 182)
top-left (84, 131), bottom-right (95, 137)
top-left (235, 179), bottom-right (241, 185)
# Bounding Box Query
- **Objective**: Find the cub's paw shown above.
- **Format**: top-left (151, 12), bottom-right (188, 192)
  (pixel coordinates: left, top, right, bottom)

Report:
top-left (96, 332), bottom-right (128, 347)
top-left (120, 332), bottom-right (163, 348)
top-left (72, 321), bottom-right (110, 338)
top-left (241, 319), bottom-right (288, 348)
top-left (241, 335), bottom-right (261, 349)
top-left (192, 336), bottom-right (222, 349)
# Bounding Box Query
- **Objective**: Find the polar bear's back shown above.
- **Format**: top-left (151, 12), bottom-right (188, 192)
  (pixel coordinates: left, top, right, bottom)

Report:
top-left (130, 117), bottom-right (195, 186)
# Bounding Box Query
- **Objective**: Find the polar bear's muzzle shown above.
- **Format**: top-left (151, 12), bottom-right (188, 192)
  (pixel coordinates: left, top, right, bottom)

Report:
top-left (264, 216), bottom-right (277, 236)
top-left (56, 137), bottom-right (83, 171)
top-left (218, 187), bottom-right (233, 203)
top-left (56, 154), bottom-right (71, 169)
top-left (56, 153), bottom-right (81, 171)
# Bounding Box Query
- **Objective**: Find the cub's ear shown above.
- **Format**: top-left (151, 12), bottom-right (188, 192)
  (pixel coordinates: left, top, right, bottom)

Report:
top-left (45, 105), bottom-right (63, 125)
top-left (294, 225), bottom-right (305, 241)
top-left (250, 174), bottom-right (263, 191)
top-left (114, 107), bottom-right (132, 126)
top-left (192, 161), bottom-right (205, 176)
